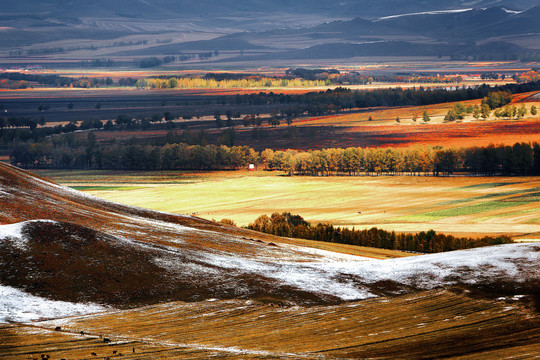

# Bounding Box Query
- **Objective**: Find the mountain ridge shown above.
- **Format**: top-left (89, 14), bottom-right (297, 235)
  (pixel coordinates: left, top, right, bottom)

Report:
top-left (1, 0), bottom-right (537, 19)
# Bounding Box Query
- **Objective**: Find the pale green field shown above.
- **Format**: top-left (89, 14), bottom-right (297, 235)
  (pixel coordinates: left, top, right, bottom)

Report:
top-left (39, 170), bottom-right (540, 239)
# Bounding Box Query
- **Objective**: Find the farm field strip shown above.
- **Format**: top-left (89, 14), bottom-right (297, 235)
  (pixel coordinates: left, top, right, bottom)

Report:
top-left (474, 207), bottom-right (540, 223)
top-left (44, 171), bottom-right (540, 238)
top-left (392, 200), bottom-right (533, 222)
top-left (3, 290), bottom-right (538, 359)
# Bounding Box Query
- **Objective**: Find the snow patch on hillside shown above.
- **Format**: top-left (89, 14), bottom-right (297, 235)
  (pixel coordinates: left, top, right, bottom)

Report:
top-left (502, 8), bottom-right (523, 14)
top-left (0, 220), bottom-right (56, 249)
top-left (197, 243), bottom-right (539, 301)
top-left (282, 243), bottom-right (371, 262)
top-left (325, 243), bottom-right (539, 288)
top-left (199, 252), bottom-right (375, 300)
top-left (0, 285), bottom-right (108, 323)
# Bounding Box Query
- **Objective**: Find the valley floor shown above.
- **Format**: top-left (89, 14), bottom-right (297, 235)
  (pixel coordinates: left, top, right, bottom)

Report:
top-left (40, 170), bottom-right (540, 240)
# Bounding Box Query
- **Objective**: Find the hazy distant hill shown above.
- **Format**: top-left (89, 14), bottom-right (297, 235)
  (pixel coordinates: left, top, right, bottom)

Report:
top-left (1, 0), bottom-right (537, 19)
top-left (1, 1), bottom-right (539, 62)
top-left (376, 6), bottom-right (540, 41)
top-left (130, 6), bottom-right (536, 61)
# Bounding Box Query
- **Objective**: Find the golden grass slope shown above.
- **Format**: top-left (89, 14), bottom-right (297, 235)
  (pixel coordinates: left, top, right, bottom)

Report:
top-left (2, 290), bottom-right (539, 359)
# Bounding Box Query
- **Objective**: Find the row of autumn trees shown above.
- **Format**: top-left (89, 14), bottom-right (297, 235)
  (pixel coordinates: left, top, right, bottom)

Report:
top-left (260, 143), bottom-right (540, 176)
top-left (246, 212), bottom-right (513, 253)
top-left (10, 133), bottom-right (540, 176)
top-left (136, 76), bottom-right (329, 89)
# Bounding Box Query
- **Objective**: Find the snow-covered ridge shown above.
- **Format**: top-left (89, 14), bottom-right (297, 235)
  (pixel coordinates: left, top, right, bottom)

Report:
top-left (0, 285), bottom-right (108, 323)
top-left (377, 8), bottom-right (473, 20)
top-left (502, 7), bottom-right (523, 14)
top-left (325, 242), bottom-right (539, 288)
top-left (0, 220), bottom-right (57, 249)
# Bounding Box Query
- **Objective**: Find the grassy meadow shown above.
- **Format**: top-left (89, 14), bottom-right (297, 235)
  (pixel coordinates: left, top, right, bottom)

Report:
top-left (39, 170), bottom-right (540, 240)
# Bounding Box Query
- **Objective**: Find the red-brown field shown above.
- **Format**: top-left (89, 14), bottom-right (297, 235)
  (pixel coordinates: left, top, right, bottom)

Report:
top-left (272, 93), bottom-right (540, 149)
top-left (73, 93), bottom-right (540, 150)
top-left (336, 118), bottom-right (540, 148)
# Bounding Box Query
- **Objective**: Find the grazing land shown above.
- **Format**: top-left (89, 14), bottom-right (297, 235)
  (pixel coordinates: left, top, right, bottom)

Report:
top-left (39, 170), bottom-right (540, 240)
top-left (2, 290), bottom-right (539, 359)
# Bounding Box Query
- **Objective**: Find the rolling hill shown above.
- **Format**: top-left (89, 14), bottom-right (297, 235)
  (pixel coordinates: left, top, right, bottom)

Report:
top-left (1, 162), bottom-right (539, 357)
top-left (181, 6), bottom-right (540, 61)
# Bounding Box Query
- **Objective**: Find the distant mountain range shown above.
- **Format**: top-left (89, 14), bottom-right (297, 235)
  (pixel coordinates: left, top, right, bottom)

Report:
top-left (1, 1), bottom-right (539, 62)
top-left (1, 0), bottom-right (538, 19)
top-left (111, 6), bottom-right (540, 61)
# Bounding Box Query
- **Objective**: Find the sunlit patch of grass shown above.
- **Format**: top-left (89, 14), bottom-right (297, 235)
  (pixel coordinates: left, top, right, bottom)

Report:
top-left (71, 186), bottom-right (146, 191)
top-left (393, 201), bottom-right (531, 222)
top-left (503, 191), bottom-right (540, 202)
top-left (474, 208), bottom-right (540, 223)
top-left (437, 190), bottom-right (532, 205)
top-left (452, 182), bottom-right (520, 191)
top-left (36, 170), bottom-right (225, 184)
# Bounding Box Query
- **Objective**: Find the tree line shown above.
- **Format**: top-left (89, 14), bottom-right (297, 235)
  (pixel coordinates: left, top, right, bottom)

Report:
top-left (441, 91), bottom-right (533, 122)
top-left (260, 143), bottom-right (540, 176)
top-left (246, 212), bottom-right (513, 253)
top-left (0, 72), bottom-right (114, 88)
top-left (10, 134), bottom-right (258, 170)
top-left (286, 68), bottom-right (463, 85)
top-left (9, 131), bottom-right (540, 176)
top-left (208, 81), bottom-right (540, 111)
top-left (136, 76), bottom-right (328, 89)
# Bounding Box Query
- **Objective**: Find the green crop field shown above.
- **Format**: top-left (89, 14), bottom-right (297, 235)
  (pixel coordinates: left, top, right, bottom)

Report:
top-left (394, 200), bottom-right (533, 222)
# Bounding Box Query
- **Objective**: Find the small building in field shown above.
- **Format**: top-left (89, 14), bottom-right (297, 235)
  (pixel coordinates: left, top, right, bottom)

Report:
top-left (248, 164), bottom-right (255, 171)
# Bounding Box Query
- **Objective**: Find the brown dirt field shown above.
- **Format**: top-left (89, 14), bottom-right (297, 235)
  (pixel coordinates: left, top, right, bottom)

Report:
top-left (2, 290), bottom-right (538, 359)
